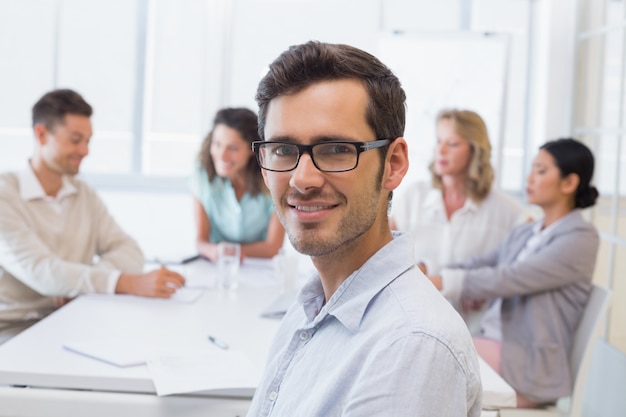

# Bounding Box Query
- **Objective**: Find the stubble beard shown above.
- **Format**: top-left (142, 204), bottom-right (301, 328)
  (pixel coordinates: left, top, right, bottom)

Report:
top-left (276, 188), bottom-right (381, 258)
top-left (59, 155), bottom-right (82, 176)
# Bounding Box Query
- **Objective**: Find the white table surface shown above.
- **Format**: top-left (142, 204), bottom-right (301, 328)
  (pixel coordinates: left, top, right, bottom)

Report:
top-left (0, 258), bottom-right (516, 416)
top-left (479, 355), bottom-right (517, 409)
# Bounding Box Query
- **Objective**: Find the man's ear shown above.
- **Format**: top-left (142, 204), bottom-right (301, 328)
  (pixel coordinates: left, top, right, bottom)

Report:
top-left (33, 123), bottom-right (48, 146)
top-left (383, 137), bottom-right (409, 192)
top-left (561, 172), bottom-right (580, 195)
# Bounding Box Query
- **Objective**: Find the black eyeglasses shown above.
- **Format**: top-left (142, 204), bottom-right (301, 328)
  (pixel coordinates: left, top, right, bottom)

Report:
top-left (251, 139), bottom-right (392, 173)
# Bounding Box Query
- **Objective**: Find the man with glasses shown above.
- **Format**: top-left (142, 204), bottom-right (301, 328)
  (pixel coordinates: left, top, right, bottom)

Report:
top-left (247, 41), bottom-right (481, 416)
top-left (0, 89), bottom-right (185, 343)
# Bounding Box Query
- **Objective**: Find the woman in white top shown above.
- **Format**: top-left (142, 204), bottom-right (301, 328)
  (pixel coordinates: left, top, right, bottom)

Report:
top-left (390, 109), bottom-right (526, 332)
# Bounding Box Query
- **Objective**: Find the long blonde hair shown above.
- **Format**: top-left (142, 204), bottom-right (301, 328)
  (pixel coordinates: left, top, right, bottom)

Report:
top-left (429, 109), bottom-right (494, 202)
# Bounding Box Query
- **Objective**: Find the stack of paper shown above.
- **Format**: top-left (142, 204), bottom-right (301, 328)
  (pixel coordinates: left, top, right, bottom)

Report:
top-left (62, 340), bottom-right (259, 396)
top-left (147, 348), bottom-right (259, 396)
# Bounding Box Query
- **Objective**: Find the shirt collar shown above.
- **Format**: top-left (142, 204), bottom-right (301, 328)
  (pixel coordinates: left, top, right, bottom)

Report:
top-left (531, 219), bottom-right (545, 236)
top-left (18, 161), bottom-right (78, 201)
top-left (297, 232), bottom-right (416, 333)
top-left (423, 187), bottom-right (478, 213)
top-left (213, 176), bottom-right (251, 201)
top-left (532, 209), bottom-right (576, 237)
top-left (464, 197), bottom-right (479, 212)
top-left (423, 187), bottom-right (443, 210)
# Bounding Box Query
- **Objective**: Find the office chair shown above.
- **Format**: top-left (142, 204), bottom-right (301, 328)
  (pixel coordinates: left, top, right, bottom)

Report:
top-left (500, 284), bottom-right (611, 417)
top-left (581, 339), bottom-right (626, 417)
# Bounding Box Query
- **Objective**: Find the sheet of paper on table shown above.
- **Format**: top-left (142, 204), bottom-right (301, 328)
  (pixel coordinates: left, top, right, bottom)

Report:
top-left (63, 338), bottom-right (149, 367)
top-left (147, 348), bottom-right (260, 396)
top-left (478, 357), bottom-right (517, 409)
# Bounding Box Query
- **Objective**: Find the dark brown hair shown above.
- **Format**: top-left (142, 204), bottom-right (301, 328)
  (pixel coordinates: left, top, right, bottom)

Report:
top-left (32, 89), bottom-right (93, 130)
top-left (198, 107), bottom-right (266, 196)
top-left (255, 41), bottom-right (406, 165)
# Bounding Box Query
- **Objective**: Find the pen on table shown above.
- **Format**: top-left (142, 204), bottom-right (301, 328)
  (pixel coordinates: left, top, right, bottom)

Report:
top-left (181, 254), bottom-right (202, 264)
top-left (208, 335), bottom-right (229, 350)
top-left (154, 259), bottom-right (190, 290)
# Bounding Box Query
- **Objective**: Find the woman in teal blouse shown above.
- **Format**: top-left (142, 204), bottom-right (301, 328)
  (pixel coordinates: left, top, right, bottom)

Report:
top-left (191, 108), bottom-right (284, 262)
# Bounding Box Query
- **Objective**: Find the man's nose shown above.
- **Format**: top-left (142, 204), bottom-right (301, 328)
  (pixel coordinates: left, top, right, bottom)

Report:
top-left (78, 141), bottom-right (89, 157)
top-left (289, 152), bottom-right (325, 192)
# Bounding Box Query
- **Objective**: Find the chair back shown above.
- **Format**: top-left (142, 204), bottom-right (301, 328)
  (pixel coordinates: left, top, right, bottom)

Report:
top-left (567, 284), bottom-right (611, 416)
top-left (498, 285), bottom-right (612, 417)
top-left (568, 284), bottom-right (611, 386)
top-left (581, 339), bottom-right (626, 417)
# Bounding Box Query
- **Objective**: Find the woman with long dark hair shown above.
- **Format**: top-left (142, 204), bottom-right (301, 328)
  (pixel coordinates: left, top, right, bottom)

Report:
top-left (191, 108), bottom-right (284, 262)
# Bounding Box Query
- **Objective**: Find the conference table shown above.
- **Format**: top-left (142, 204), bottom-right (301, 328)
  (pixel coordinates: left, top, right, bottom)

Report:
top-left (0, 258), bottom-right (515, 416)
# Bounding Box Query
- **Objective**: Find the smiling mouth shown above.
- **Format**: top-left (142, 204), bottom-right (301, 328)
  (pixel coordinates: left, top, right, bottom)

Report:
top-left (292, 204), bottom-right (336, 212)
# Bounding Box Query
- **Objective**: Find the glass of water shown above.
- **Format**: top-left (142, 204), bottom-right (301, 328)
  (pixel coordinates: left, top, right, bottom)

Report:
top-left (273, 249), bottom-right (300, 293)
top-left (217, 242), bottom-right (241, 291)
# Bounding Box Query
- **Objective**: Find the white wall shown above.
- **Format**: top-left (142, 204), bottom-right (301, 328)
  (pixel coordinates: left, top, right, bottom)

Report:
top-left (0, 0), bottom-right (583, 255)
top-left (98, 190), bottom-right (197, 261)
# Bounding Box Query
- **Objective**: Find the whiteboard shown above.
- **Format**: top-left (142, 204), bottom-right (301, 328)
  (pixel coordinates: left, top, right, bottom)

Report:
top-left (376, 33), bottom-right (510, 191)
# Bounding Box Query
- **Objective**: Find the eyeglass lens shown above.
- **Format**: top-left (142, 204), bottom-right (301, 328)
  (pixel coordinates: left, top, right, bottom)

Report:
top-left (259, 142), bottom-right (358, 172)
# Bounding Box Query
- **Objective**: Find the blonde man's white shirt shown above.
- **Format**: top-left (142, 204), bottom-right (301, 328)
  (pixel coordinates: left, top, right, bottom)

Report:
top-left (390, 180), bottom-right (527, 332)
top-left (0, 163), bottom-right (144, 330)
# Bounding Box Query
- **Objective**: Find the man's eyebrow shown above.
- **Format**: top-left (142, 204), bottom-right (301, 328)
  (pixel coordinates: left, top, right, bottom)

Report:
top-left (314, 136), bottom-right (357, 143)
top-left (266, 135), bottom-right (359, 143)
top-left (265, 136), bottom-right (296, 143)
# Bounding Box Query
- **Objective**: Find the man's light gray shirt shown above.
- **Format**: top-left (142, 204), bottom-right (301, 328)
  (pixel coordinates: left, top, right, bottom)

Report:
top-left (247, 233), bottom-right (482, 417)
